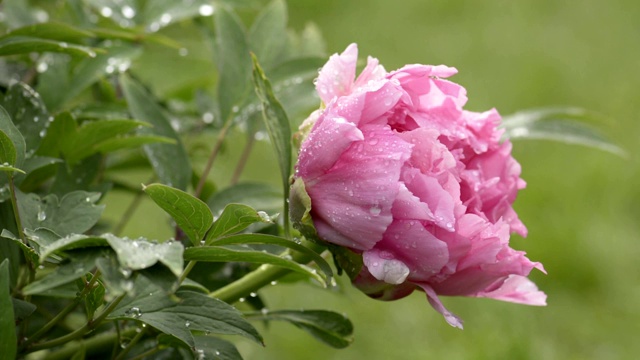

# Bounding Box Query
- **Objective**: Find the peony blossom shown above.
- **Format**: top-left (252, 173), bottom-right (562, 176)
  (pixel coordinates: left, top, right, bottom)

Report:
top-left (291, 44), bottom-right (545, 329)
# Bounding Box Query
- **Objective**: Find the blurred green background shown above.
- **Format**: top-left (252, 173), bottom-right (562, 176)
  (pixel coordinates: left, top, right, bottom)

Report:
top-left (233, 1), bottom-right (640, 359)
top-left (98, 0), bottom-right (640, 359)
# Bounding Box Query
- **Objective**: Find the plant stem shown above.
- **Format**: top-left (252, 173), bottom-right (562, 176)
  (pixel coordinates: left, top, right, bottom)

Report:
top-left (43, 327), bottom-right (138, 360)
top-left (195, 120), bottom-right (232, 198)
top-left (113, 188), bottom-right (145, 236)
top-left (177, 260), bottom-right (197, 284)
top-left (210, 264), bottom-right (290, 303)
top-left (230, 134), bottom-right (255, 185)
top-left (22, 269), bottom-right (103, 348)
top-left (25, 293), bottom-right (126, 353)
top-left (210, 240), bottom-right (324, 303)
top-left (114, 327), bottom-right (146, 360)
top-left (129, 346), bottom-right (160, 360)
top-left (8, 176), bottom-right (26, 244)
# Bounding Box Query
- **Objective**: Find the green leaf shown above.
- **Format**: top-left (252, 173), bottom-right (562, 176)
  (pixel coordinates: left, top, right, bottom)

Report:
top-left (0, 105), bottom-right (26, 169)
top-left (0, 130), bottom-right (17, 166)
top-left (120, 74), bottom-right (191, 190)
top-left (138, 0), bottom-right (217, 30)
top-left (36, 112), bottom-right (75, 157)
top-left (213, 5), bottom-right (252, 122)
top-left (289, 177), bottom-right (320, 242)
top-left (143, 183), bottom-right (214, 245)
top-left (95, 255), bottom-right (133, 298)
top-left (109, 278), bottom-right (263, 348)
top-left (246, 310), bottom-right (353, 348)
top-left (11, 297), bottom-right (36, 321)
top-left (0, 164), bottom-right (25, 174)
top-left (0, 82), bottom-right (49, 156)
top-left (1, 230), bottom-right (39, 266)
top-left (12, 156), bottom-right (61, 190)
top-left (103, 234), bottom-right (184, 277)
top-left (501, 107), bottom-right (625, 156)
top-left (249, 0), bottom-right (287, 69)
top-left (0, 259), bottom-right (17, 360)
top-left (208, 182), bottom-right (282, 215)
top-left (1, 22), bottom-right (95, 43)
top-left (193, 335), bottom-right (243, 360)
top-left (205, 203), bottom-right (269, 242)
top-left (38, 234), bottom-right (107, 262)
top-left (63, 45), bottom-right (142, 106)
top-left (23, 250), bottom-right (99, 296)
top-left (251, 55), bottom-right (292, 217)
top-left (23, 227), bottom-right (61, 249)
top-left (61, 118), bottom-right (151, 164)
top-left (184, 246), bottom-right (326, 286)
top-left (0, 36), bottom-right (98, 57)
top-left (83, 274), bottom-right (105, 319)
top-left (93, 135), bottom-right (175, 153)
top-left (17, 190), bottom-right (105, 236)
top-left (210, 234), bottom-right (333, 282)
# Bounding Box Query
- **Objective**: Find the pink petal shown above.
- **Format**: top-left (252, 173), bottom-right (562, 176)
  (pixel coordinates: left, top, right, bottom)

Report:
top-left (418, 283), bottom-right (464, 329)
top-left (316, 43), bottom-right (358, 103)
top-left (354, 56), bottom-right (387, 88)
top-left (363, 248), bottom-right (411, 285)
top-left (474, 275), bottom-right (547, 306)
top-left (401, 168), bottom-right (458, 230)
top-left (296, 114), bottom-right (364, 181)
top-left (305, 126), bottom-right (413, 250)
top-left (374, 220), bottom-right (449, 281)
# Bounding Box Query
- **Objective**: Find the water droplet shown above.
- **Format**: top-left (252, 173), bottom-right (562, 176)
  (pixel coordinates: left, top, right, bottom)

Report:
top-left (59, 42), bottom-right (68, 49)
top-left (178, 47), bottom-right (189, 56)
top-left (239, 297), bottom-right (246, 302)
top-left (215, 350), bottom-right (220, 356)
top-left (261, 308), bottom-right (269, 315)
top-left (37, 210), bottom-right (46, 222)
top-left (270, 281), bottom-right (278, 286)
top-left (121, 5), bottom-right (135, 19)
top-left (202, 112), bottom-right (214, 124)
top-left (39, 129), bottom-right (47, 138)
top-left (100, 7), bottom-right (113, 17)
top-left (185, 320), bottom-right (191, 327)
top-left (125, 306), bottom-right (142, 318)
top-left (249, 292), bottom-right (257, 297)
top-left (199, 240), bottom-right (206, 246)
top-left (120, 268), bottom-right (132, 278)
top-left (160, 13), bottom-right (172, 25)
top-left (36, 62), bottom-right (48, 73)
top-left (369, 205), bottom-right (381, 216)
top-left (199, 4), bottom-right (215, 16)
top-left (195, 348), bottom-right (205, 360)
top-left (257, 211), bottom-right (271, 222)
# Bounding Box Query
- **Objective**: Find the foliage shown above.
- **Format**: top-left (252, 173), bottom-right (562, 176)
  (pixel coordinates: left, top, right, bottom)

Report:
top-left (0, 0), bottom-right (621, 359)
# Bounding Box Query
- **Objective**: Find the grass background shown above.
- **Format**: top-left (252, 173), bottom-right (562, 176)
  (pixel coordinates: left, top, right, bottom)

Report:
top-left (102, 0), bottom-right (639, 359)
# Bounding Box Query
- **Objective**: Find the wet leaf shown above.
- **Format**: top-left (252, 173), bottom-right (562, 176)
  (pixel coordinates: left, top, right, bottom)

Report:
top-left (252, 55), bottom-right (292, 217)
top-left (249, 0), bottom-right (287, 69)
top-left (143, 183), bottom-right (213, 245)
top-left (184, 246), bottom-right (326, 286)
top-left (246, 310), bottom-right (353, 348)
top-left (120, 74), bottom-right (191, 190)
top-left (0, 36), bottom-right (98, 57)
top-left (213, 5), bottom-right (252, 122)
top-left (16, 190), bottom-right (104, 237)
top-left (0, 259), bottom-right (17, 360)
top-left (210, 233), bottom-right (332, 282)
top-left (109, 277), bottom-right (263, 348)
top-left (501, 107), bottom-right (625, 156)
top-left (205, 203), bottom-right (269, 242)
top-left (0, 104), bottom-right (26, 169)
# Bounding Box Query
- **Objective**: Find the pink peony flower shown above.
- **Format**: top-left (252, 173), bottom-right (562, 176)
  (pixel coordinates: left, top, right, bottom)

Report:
top-left (292, 44), bottom-right (545, 329)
